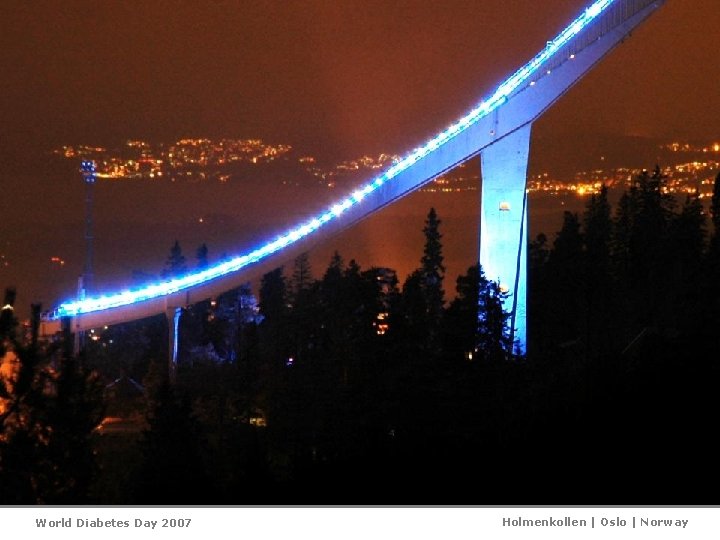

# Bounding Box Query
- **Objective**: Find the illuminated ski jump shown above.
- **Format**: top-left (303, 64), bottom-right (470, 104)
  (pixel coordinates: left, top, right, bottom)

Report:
top-left (43, 0), bottom-right (666, 360)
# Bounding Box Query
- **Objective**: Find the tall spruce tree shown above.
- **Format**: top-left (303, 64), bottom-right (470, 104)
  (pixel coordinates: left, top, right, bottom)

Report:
top-left (290, 252), bottom-right (313, 299)
top-left (400, 270), bottom-right (428, 350)
top-left (1, 295), bottom-right (104, 503)
top-left (611, 167), bottom-right (675, 339)
top-left (288, 253), bottom-right (319, 365)
top-left (258, 267), bottom-right (288, 367)
top-left (546, 211), bottom-right (584, 345)
top-left (420, 208), bottom-right (445, 350)
top-left (136, 381), bottom-right (209, 503)
top-left (476, 274), bottom-right (512, 362)
top-left (709, 171), bottom-right (720, 255)
top-left (162, 240), bottom-right (187, 278)
top-left (196, 243), bottom-right (209, 269)
top-left (704, 172), bottom-right (720, 341)
top-left (584, 186), bottom-right (612, 275)
top-left (712, 172), bottom-right (720, 233)
top-left (421, 208), bottom-right (445, 311)
top-left (667, 193), bottom-right (706, 334)
top-left (258, 268), bottom-right (287, 326)
top-left (582, 186), bottom-right (614, 353)
top-left (527, 233), bottom-right (552, 350)
top-left (442, 263), bottom-right (512, 361)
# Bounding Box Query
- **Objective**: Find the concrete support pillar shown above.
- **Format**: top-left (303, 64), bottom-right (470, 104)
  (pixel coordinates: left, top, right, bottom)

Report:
top-left (166, 306), bottom-right (182, 383)
top-left (73, 276), bottom-right (86, 356)
top-left (479, 124), bottom-right (531, 354)
top-left (73, 322), bottom-right (81, 356)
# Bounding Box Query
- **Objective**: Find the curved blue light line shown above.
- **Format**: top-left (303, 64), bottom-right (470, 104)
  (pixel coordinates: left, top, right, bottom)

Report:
top-left (51, 0), bottom-right (615, 320)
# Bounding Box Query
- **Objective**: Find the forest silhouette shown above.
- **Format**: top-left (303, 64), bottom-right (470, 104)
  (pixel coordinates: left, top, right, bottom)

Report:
top-left (2, 170), bottom-right (719, 503)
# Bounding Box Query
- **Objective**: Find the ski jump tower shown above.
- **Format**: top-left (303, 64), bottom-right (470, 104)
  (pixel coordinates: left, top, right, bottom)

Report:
top-left (476, 0), bottom-right (666, 351)
top-left (44, 0), bottom-right (666, 366)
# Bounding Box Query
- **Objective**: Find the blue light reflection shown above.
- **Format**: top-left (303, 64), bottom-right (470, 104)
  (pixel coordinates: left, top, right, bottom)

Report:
top-left (52, 0), bottom-right (615, 319)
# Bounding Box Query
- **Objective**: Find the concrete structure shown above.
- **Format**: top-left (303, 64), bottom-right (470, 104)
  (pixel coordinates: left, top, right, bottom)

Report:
top-left (480, 125), bottom-right (531, 352)
top-left (42, 0), bottom-right (667, 372)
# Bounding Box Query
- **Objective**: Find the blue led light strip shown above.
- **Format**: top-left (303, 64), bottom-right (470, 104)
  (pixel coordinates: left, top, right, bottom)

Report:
top-left (52, 0), bottom-right (615, 319)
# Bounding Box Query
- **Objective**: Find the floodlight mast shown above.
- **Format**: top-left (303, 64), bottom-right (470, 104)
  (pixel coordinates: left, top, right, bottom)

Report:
top-left (75, 159), bottom-right (97, 352)
top-left (80, 159), bottom-right (96, 297)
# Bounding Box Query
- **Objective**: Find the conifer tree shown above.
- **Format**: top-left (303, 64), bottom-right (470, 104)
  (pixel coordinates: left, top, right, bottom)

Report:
top-left (162, 240), bottom-right (187, 278)
top-left (290, 252), bottom-right (313, 298)
top-left (400, 269), bottom-right (428, 348)
top-left (612, 167), bottom-right (675, 338)
top-left (582, 186), bottom-right (614, 352)
top-left (258, 268), bottom-right (287, 326)
top-left (712, 172), bottom-right (720, 232)
top-left (476, 275), bottom-right (512, 362)
top-left (666, 193), bottom-right (706, 333)
top-left (709, 171), bottom-right (720, 255)
top-left (136, 381), bottom-right (209, 503)
top-left (322, 251), bottom-right (344, 286)
top-left (442, 264), bottom-right (481, 359)
top-left (546, 211), bottom-right (584, 344)
top-left (612, 187), bottom-right (637, 280)
top-left (421, 207), bottom-right (446, 323)
top-left (703, 172), bottom-right (720, 340)
top-left (258, 268), bottom-right (289, 367)
top-left (196, 243), bottom-right (209, 269)
top-left (583, 186), bottom-right (612, 275)
top-left (288, 253), bottom-right (319, 365)
top-left (320, 251), bottom-right (344, 308)
top-left (1, 294), bottom-right (104, 503)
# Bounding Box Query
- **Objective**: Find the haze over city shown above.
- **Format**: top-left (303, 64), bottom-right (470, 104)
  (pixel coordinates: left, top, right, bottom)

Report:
top-left (2, 0), bottom-right (717, 154)
top-left (1, 0), bottom-right (717, 315)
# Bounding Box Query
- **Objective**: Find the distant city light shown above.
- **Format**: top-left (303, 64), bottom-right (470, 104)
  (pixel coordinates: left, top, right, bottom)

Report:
top-left (50, 0), bottom-right (617, 320)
